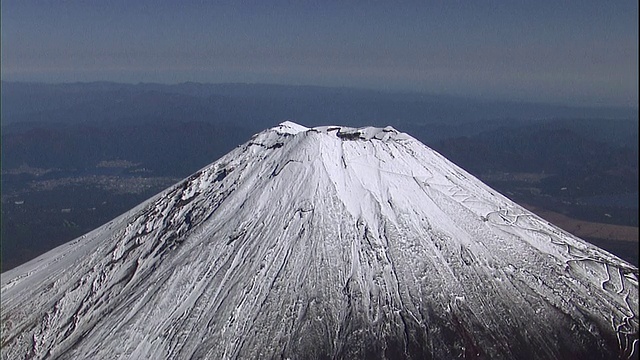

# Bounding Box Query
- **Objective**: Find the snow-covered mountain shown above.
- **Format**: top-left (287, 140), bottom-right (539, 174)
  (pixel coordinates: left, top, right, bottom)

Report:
top-left (1, 121), bottom-right (638, 359)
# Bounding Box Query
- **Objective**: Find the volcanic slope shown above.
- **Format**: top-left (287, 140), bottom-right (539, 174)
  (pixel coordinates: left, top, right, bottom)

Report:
top-left (1, 122), bottom-right (638, 359)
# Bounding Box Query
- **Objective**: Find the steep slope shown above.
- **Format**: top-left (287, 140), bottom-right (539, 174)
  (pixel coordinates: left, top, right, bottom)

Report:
top-left (1, 121), bottom-right (638, 359)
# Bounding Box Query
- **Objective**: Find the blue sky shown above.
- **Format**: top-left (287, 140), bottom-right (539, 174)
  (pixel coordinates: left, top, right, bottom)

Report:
top-left (2, 1), bottom-right (638, 107)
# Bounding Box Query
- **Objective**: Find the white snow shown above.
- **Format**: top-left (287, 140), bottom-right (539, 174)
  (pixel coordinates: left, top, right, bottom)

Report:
top-left (275, 120), bottom-right (308, 134)
top-left (1, 122), bottom-right (637, 360)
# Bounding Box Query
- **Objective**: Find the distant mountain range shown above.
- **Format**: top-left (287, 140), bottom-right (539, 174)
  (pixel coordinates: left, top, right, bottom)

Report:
top-left (3, 81), bottom-right (637, 132)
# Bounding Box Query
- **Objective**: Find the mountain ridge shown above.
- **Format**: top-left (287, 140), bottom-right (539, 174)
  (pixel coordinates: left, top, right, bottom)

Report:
top-left (1, 122), bottom-right (638, 359)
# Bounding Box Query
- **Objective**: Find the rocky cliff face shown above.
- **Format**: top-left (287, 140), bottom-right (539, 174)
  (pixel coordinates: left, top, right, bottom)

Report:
top-left (2, 121), bottom-right (638, 359)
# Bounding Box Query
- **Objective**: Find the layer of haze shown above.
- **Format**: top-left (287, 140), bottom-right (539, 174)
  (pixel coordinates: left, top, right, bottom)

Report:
top-left (2, 0), bottom-right (638, 107)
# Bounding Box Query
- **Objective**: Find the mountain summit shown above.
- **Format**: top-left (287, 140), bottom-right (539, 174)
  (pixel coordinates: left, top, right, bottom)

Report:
top-left (2, 122), bottom-right (638, 359)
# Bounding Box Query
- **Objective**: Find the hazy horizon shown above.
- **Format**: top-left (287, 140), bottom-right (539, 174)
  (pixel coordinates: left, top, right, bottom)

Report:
top-left (3, 80), bottom-right (638, 112)
top-left (2, 1), bottom-right (638, 108)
